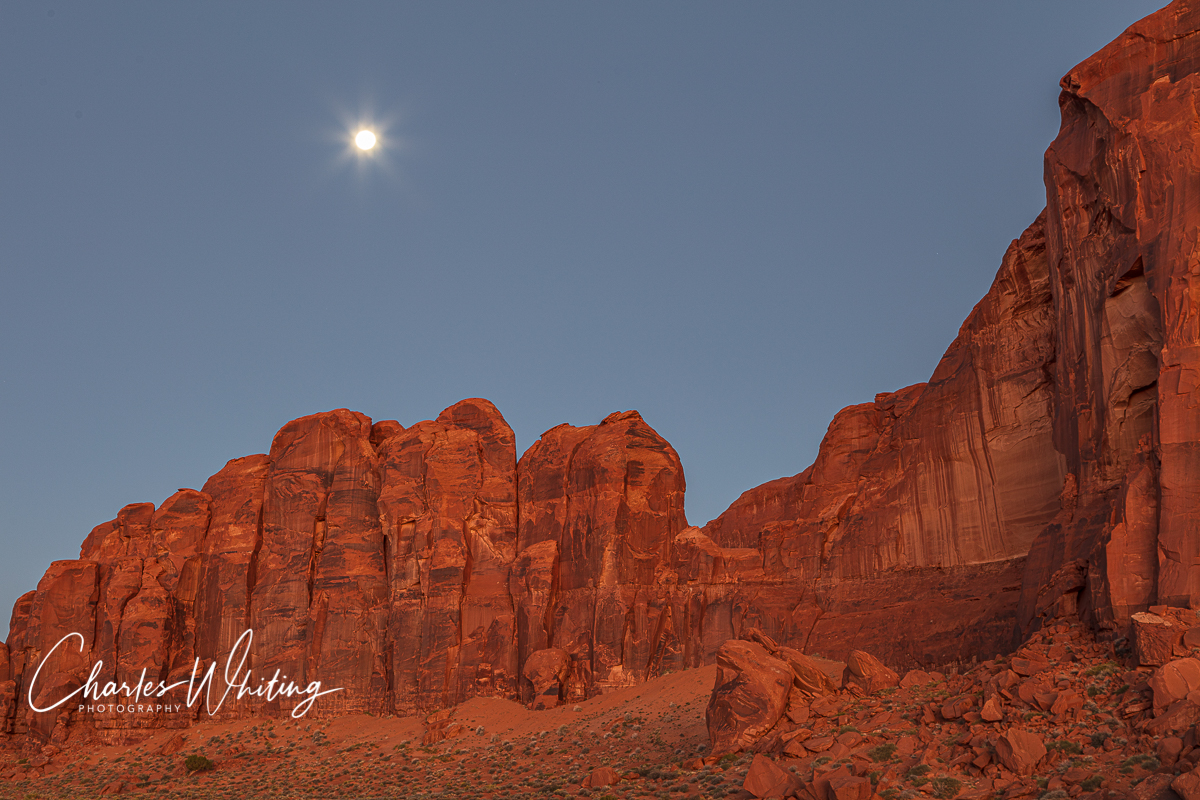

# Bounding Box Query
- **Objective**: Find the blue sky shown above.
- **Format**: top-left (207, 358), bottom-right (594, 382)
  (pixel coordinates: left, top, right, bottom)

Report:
top-left (0, 1), bottom-right (1166, 637)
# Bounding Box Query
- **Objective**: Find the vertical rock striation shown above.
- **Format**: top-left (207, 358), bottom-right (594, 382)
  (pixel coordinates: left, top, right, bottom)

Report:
top-left (696, 214), bottom-right (1064, 665)
top-left (514, 411), bottom-right (688, 700)
top-left (377, 398), bottom-right (520, 712)
top-left (5, 0), bottom-right (1200, 747)
top-left (0, 400), bottom-right (692, 745)
top-left (1020, 0), bottom-right (1200, 633)
top-left (698, 0), bottom-right (1200, 663)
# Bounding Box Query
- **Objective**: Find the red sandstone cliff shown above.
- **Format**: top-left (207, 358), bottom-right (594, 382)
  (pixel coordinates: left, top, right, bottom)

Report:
top-left (3, 0), bottom-right (1199, 748)
top-left (694, 213), bottom-right (1062, 666)
top-left (699, 0), bottom-right (1200, 664)
top-left (0, 402), bottom-right (690, 742)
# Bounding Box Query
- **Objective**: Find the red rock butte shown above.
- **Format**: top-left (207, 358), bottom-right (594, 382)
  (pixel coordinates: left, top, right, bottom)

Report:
top-left (5, 0), bottom-right (1200, 749)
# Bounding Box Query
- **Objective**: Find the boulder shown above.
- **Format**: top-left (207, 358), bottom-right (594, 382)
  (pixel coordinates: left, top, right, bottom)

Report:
top-left (940, 695), bottom-right (973, 720)
top-left (828, 774), bottom-right (873, 800)
top-left (1130, 774), bottom-right (1180, 800)
top-left (1146, 699), bottom-right (1200, 736)
top-left (584, 766), bottom-right (620, 788)
top-left (1050, 690), bottom-right (1083, 720)
top-left (706, 640), bottom-right (793, 756)
top-left (810, 696), bottom-right (843, 718)
top-left (777, 647), bottom-right (839, 699)
top-left (980, 696), bottom-right (1004, 722)
top-left (995, 729), bottom-right (1046, 776)
top-left (842, 650), bottom-right (899, 693)
top-left (1011, 657), bottom-right (1050, 677)
top-left (1173, 769), bottom-right (1200, 800)
top-left (1150, 658), bottom-right (1200, 714)
top-left (743, 754), bottom-right (801, 799)
top-left (1133, 613), bottom-right (1183, 667)
top-left (1157, 736), bottom-right (1184, 767)
top-left (159, 733), bottom-right (187, 756)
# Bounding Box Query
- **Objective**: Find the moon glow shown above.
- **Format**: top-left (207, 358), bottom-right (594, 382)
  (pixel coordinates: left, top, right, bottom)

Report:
top-left (355, 130), bottom-right (377, 150)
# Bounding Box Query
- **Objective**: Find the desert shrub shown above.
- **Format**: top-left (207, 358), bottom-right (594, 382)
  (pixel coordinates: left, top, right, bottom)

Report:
top-left (930, 777), bottom-right (961, 799)
top-left (184, 754), bottom-right (215, 774)
top-left (1084, 661), bottom-right (1119, 677)
top-left (904, 764), bottom-right (931, 787)
top-left (1119, 753), bottom-right (1159, 773)
top-left (868, 743), bottom-right (897, 762)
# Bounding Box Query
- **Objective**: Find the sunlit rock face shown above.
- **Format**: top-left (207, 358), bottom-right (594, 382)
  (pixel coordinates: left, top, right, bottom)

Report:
top-left (1, 400), bottom-right (690, 743)
top-left (1022, 0), bottom-right (1200, 630)
top-left (699, 0), bottom-right (1200, 662)
top-left (697, 214), bottom-right (1063, 666)
top-left (5, 0), bottom-right (1200, 747)
top-left (377, 398), bottom-right (520, 713)
top-left (514, 410), bottom-right (688, 698)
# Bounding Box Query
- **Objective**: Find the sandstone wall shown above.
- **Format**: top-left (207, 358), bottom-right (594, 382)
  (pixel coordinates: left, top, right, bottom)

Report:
top-left (698, 0), bottom-right (1200, 663)
top-left (5, 0), bottom-right (1200, 747)
top-left (1, 402), bottom-right (690, 742)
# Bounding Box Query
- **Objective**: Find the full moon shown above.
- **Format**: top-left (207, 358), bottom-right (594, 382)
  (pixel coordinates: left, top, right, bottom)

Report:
top-left (355, 130), bottom-right (377, 150)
